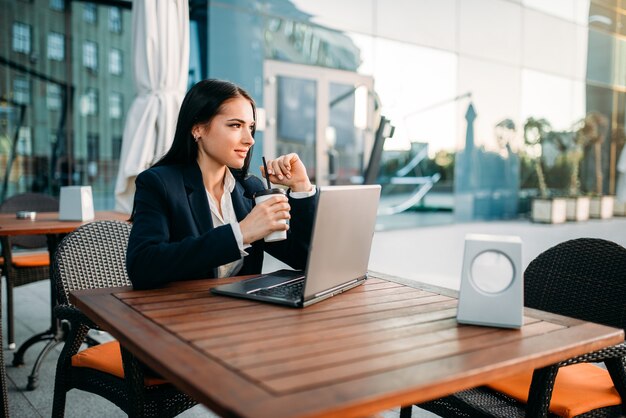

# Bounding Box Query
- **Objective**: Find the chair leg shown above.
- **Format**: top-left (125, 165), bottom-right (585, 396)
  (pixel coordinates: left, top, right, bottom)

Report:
top-left (51, 383), bottom-right (68, 418)
top-left (6, 278), bottom-right (15, 349)
top-left (52, 320), bottom-right (90, 418)
top-left (52, 340), bottom-right (70, 417)
top-left (526, 364), bottom-right (559, 418)
top-left (400, 405), bottom-right (412, 418)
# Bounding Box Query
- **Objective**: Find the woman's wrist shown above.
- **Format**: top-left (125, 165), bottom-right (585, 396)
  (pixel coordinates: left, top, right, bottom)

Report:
top-left (290, 180), bottom-right (313, 193)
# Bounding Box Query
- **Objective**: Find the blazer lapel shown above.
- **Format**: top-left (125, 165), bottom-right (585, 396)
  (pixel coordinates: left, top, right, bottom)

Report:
top-left (183, 163), bottom-right (214, 235)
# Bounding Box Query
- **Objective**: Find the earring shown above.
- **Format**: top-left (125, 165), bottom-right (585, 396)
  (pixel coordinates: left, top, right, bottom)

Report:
top-left (194, 136), bottom-right (199, 143)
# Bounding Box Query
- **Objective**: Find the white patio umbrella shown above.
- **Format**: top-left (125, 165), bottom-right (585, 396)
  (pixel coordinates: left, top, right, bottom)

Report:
top-left (114, 0), bottom-right (189, 213)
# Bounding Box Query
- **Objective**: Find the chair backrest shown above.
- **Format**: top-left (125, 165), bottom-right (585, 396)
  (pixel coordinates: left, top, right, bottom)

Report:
top-left (524, 238), bottom-right (626, 332)
top-left (54, 220), bottom-right (132, 305)
top-left (0, 192), bottom-right (59, 248)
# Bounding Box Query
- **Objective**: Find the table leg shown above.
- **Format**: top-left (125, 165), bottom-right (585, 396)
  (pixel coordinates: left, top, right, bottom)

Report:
top-left (12, 234), bottom-right (67, 390)
top-left (26, 337), bottom-right (63, 390)
top-left (0, 269), bottom-right (10, 416)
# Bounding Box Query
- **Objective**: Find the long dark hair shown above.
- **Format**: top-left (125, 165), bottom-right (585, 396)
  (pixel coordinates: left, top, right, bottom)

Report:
top-left (153, 79), bottom-right (256, 178)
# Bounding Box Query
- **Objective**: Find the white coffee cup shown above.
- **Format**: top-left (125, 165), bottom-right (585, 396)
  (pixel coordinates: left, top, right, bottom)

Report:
top-left (254, 188), bottom-right (288, 242)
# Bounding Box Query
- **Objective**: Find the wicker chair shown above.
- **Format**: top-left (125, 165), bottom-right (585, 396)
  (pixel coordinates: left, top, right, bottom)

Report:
top-left (52, 220), bottom-right (197, 417)
top-left (0, 192), bottom-right (59, 349)
top-left (410, 238), bottom-right (626, 418)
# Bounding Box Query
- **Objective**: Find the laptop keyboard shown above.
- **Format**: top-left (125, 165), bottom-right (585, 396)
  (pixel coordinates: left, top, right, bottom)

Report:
top-left (252, 278), bottom-right (305, 299)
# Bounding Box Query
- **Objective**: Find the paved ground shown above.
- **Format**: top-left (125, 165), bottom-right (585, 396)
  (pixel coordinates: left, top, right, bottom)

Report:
top-left (3, 212), bottom-right (626, 417)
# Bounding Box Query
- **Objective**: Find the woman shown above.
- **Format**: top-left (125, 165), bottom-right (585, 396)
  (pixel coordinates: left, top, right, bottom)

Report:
top-left (127, 79), bottom-right (316, 290)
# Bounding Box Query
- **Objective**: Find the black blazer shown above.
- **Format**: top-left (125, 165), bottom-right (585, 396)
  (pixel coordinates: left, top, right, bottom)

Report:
top-left (126, 162), bottom-right (317, 290)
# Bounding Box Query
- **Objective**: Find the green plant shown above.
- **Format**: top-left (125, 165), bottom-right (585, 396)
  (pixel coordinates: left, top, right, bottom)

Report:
top-left (523, 117), bottom-right (551, 198)
top-left (576, 112), bottom-right (609, 195)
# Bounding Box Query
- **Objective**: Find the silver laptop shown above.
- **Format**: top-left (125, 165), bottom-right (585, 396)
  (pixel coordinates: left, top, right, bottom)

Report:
top-left (211, 184), bottom-right (381, 307)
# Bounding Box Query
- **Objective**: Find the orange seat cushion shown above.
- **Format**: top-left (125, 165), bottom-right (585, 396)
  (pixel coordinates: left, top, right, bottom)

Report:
top-left (487, 363), bottom-right (621, 417)
top-left (0, 252), bottom-right (50, 268)
top-left (71, 341), bottom-right (166, 386)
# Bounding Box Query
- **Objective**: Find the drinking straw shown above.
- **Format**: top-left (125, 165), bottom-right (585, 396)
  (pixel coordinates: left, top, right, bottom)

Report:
top-left (262, 156), bottom-right (272, 189)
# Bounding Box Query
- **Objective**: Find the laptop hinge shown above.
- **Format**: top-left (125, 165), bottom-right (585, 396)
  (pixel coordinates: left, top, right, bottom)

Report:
top-left (302, 275), bottom-right (367, 307)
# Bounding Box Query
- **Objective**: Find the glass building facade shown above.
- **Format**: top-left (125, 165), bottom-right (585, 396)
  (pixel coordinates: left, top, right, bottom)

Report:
top-left (1, 0), bottom-right (133, 208)
top-left (1, 0), bottom-right (625, 222)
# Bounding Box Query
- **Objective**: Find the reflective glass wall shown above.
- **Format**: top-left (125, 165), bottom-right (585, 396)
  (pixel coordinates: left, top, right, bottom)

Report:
top-left (2, 0), bottom-right (625, 222)
top-left (204, 0), bottom-right (626, 221)
top-left (1, 0), bottom-right (133, 209)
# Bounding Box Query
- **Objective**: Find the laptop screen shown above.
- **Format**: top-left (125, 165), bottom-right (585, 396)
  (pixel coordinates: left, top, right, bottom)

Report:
top-left (303, 184), bottom-right (381, 301)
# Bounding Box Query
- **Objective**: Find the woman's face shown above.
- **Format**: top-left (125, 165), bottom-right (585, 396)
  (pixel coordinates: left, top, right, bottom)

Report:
top-left (194, 96), bottom-right (255, 170)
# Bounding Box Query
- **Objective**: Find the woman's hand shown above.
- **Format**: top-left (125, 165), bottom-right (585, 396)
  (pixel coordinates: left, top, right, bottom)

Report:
top-left (239, 194), bottom-right (290, 244)
top-left (260, 153), bottom-right (312, 192)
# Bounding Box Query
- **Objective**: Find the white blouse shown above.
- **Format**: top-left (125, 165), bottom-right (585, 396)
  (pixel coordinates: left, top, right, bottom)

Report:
top-left (206, 170), bottom-right (315, 278)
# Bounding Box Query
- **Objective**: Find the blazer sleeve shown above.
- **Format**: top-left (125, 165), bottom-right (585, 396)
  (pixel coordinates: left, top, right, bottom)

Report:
top-left (263, 188), bottom-right (318, 270)
top-left (126, 169), bottom-right (242, 290)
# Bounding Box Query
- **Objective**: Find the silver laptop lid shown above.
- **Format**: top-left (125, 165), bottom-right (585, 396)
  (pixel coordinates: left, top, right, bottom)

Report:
top-left (302, 185), bottom-right (381, 302)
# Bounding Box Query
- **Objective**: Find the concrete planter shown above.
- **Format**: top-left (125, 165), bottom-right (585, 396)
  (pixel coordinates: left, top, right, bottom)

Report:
top-left (589, 195), bottom-right (615, 219)
top-left (531, 198), bottom-right (567, 224)
top-left (614, 200), bottom-right (626, 216)
top-left (565, 196), bottom-right (590, 222)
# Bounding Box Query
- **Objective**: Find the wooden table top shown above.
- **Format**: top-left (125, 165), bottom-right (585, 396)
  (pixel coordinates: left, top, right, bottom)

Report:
top-left (71, 272), bottom-right (624, 418)
top-left (0, 211), bottom-right (128, 236)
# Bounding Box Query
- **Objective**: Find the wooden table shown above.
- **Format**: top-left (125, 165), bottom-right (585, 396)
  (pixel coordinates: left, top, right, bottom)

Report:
top-left (0, 210), bottom-right (128, 389)
top-left (71, 272), bottom-right (624, 418)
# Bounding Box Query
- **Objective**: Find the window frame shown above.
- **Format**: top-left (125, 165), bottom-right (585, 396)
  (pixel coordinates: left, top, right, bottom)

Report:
top-left (109, 48), bottom-right (123, 75)
top-left (47, 32), bottom-right (65, 61)
top-left (12, 22), bottom-right (31, 54)
top-left (83, 41), bottom-right (99, 71)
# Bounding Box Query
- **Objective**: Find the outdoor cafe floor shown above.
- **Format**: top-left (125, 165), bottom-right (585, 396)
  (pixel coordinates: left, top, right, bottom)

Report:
top-left (5, 211), bottom-right (626, 417)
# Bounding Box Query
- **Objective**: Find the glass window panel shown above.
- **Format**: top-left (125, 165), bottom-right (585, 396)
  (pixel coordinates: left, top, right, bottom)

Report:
top-left (592, 0), bottom-right (619, 11)
top-left (327, 82), bottom-right (368, 184)
top-left (109, 49), bottom-right (122, 75)
top-left (365, 38), bottom-right (457, 153)
top-left (80, 88), bottom-right (99, 116)
top-left (87, 134), bottom-right (99, 161)
top-left (2, 4), bottom-right (132, 208)
top-left (521, 69), bottom-right (580, 130)
top-left (264, 17), bottom-right (361, 71)
top-left (589, 3), bottom-right (617, 32)
top-left (13, 78), bottom-right (30, 105)
top-left (47, 83), bottom-right (62, 110)
top-left (83, 41), bottom-right (98, 70)
top-left (109, 7), bottom-right (122, 33)
top-left (12, 22), bottom-right (31, 54)
top-left (581, 84), bottom-right (613, 194)
top-left (16, 127), bottom-right (32, 156)
top-left (50, 0), bottom-right (65, 11)
top-left (619, 11), bottom-right (626, 36)
top-left (375, 0), bottom-right (456, 51)
top-left (523, 9), bottom-right (580, 78)
top-left (587, 29), bottom-right (614, 86)
top-left (109, 92), bottom-right (122, 119)
top-left (459, 0), bottom-right (522, 66)
top-left (457, 56), bottom-right (521, 152)
top-left (616, 37), bottom-right (626, 87)
top-left (276, 76), bottom-right (317, 180)
top-left (290, 0), bottom-right (375, 35)
top-left (111, 136), bottom-right (123, 160)
top-left (83, 3), bottom-right (97, 23)
top-left (523, 0), bottom-right (577, 21)
top-left (47, 32), bottom-right (65, 61)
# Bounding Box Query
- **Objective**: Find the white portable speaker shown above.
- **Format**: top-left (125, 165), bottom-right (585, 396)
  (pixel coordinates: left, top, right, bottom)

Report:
top-left (457, 234), bottom-right (523, 329)
top-left (59, 186), bottom-right (95, 221)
